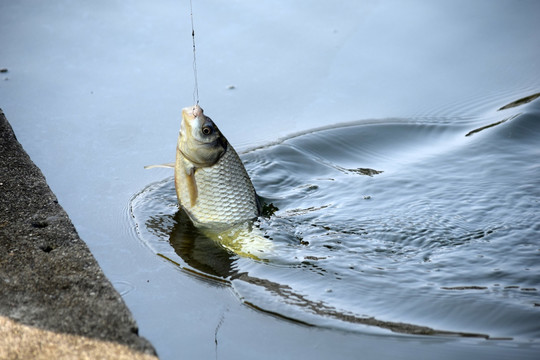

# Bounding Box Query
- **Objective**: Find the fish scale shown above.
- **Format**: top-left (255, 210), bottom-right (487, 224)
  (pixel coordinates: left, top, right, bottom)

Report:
top-left (175, 135), bottom-right (259, 226)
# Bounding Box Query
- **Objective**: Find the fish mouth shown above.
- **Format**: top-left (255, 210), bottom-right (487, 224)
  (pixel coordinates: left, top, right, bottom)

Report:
top-left (180, 105), bottom-right (203, 140)
top-left (182, 105), bottom-right (203, 123)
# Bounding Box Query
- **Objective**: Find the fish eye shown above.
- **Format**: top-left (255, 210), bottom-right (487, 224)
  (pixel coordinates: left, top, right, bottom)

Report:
top-left (202, 126), bottom-right (213, 135)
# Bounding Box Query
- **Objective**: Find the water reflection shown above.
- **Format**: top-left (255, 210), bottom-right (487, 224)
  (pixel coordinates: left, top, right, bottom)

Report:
top-left (168, 210), bottom-right (236, 280)
top-left (152, 209), bottom-right (492, 338)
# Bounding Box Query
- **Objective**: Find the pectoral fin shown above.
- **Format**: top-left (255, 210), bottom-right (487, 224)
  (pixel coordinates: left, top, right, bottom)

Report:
top-left (178, 157), bottom-right (198, 207)
top-left (144, 163), bottom-right (175, 169)
top-left (187, 171), bottom-right (198, 207)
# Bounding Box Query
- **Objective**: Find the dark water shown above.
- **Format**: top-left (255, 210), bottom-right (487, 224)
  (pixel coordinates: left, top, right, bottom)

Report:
top-left (131, 93), bottom-right (540, 343)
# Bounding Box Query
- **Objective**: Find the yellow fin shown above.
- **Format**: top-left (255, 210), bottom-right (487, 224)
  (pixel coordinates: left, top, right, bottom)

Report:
top-left (203, 225), bottom-right (273, 260)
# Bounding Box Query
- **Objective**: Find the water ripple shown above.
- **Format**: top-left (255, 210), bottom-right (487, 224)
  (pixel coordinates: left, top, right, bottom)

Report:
top-left (130, 94), bottom-right (540, 341)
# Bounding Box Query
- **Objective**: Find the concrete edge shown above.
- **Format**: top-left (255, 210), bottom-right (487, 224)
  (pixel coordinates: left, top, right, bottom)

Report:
top-left (0, 109), bottom-right (158, 358)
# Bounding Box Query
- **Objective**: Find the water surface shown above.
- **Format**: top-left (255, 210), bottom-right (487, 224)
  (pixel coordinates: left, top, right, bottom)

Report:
top-left (132, 93), bottom-right (540, 342)
top-left (3, 1), bottom-right (540, 358)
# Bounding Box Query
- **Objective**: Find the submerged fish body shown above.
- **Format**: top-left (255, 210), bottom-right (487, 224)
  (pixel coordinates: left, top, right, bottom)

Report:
top-left (174, 105), bottom-right (261, 228)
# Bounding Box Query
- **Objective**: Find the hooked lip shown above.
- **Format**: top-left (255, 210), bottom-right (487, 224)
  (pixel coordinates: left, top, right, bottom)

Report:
top-left (180, 104), bottom-right (214, 147)
top-left (182, 105), bottom-right (203, 123)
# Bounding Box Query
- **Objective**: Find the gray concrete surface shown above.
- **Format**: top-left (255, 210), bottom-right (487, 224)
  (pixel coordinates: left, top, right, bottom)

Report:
top-left (0, 109), bottom-right (157, 358)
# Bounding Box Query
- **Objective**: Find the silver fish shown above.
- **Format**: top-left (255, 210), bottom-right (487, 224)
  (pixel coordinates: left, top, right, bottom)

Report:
top-left (174, 105), bottom-right (261, 228)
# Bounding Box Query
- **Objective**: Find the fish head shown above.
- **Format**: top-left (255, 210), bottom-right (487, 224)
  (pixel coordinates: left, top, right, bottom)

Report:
top-left (178, 105), bottom-right (227, 166)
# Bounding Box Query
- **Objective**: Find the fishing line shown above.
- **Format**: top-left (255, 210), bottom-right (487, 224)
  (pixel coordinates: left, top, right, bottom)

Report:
top-left (189, 0), bottom-right (200, 105)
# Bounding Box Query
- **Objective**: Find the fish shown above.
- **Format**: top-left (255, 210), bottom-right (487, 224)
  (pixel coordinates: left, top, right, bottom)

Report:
top-left (174, 105), bottom-right (261, 228)
top-left (146, 104), bottom-right (272, 258)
